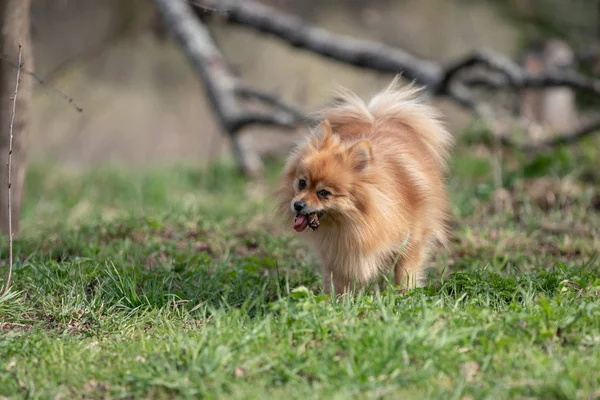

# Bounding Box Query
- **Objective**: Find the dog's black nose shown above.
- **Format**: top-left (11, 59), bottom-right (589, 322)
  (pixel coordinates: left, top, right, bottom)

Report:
top-left (294, 200), bottom-right (306, 212)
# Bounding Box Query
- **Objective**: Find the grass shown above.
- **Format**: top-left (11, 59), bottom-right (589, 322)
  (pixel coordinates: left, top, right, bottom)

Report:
top-left (1, 138), bottom-right (600, 399)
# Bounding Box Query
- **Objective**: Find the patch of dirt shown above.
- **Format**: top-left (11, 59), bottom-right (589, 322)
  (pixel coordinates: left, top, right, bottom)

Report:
top-left (520, 178), bottom-right (583, 211)
top-left (0, 322), bottom-right (34, 334)
top-left (460, 361), bottom-right (480, 382)
top-left (445, 176), bottom-right (600, 270)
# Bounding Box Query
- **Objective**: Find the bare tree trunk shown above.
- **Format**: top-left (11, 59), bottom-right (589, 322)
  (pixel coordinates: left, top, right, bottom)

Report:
top-left (0, 0), bottom-right (32, 237)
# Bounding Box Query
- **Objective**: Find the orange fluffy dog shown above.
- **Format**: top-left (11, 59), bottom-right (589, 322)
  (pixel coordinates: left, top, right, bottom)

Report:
top-left (277, 78), bottom-right (453, 294)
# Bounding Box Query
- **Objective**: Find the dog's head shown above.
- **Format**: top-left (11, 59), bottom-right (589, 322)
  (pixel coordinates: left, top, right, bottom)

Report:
top-left (277, 120), bottom-right (373, 232)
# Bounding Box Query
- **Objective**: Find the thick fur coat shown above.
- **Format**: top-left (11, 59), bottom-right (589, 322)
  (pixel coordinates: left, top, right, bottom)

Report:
top-left (277, 78), bottom-right (453, 294)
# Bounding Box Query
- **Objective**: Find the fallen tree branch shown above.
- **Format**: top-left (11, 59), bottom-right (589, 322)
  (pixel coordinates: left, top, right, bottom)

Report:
top-left (445, 50), bottom-right (600, 96)
top-left (153, 0), bottom-right (311, 175)
top-left (190, 0), bottom-right (442, 86)
top-left (193, 0), bottom-right (600, 98)
top-left (2, 45), bottom-right (21, 295)
top-left (153, 0), bottom-right (600, 174)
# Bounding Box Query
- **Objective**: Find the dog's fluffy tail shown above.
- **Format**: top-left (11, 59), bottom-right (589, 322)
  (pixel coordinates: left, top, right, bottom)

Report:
top-left (317, 76), bottom-right (454, 171)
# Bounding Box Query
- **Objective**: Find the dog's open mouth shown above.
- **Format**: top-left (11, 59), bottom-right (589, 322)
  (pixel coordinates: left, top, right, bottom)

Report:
top-left (293, 212), bottom-right (321, 232)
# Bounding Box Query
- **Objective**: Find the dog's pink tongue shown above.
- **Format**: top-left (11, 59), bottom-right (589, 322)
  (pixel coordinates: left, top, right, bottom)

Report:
top-left (293, 215), bottom-right (309, 232)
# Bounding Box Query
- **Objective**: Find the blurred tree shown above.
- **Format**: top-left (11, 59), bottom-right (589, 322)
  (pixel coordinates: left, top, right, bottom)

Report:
top-left (0, 0), bottom-right (32, 236)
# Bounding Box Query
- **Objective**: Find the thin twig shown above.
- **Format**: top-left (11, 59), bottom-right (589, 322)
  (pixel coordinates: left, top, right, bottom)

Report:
top-left (2, 45), bottom-right (22, 295)
top-left (0, 53), bottom-right (83, 113)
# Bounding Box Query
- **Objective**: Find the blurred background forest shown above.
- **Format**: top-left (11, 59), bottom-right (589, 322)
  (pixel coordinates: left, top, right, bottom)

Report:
top-left (28, 0), bottom-right (600, 167)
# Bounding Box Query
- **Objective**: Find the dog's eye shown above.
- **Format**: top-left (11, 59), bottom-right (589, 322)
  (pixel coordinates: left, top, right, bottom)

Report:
top-left (317, 189), bottom-right (330, 198)
top-left (298, 179), bottom-right (307, 190)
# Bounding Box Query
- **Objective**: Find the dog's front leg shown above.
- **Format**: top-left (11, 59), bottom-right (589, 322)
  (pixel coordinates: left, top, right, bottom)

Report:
top-left (394, 241), bottom-right (425, 289)
top-left (323, 266), bottom-right (354, 296)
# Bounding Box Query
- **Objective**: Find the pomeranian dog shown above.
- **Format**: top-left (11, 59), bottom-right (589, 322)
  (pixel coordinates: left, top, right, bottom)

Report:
top-left (277, 77), bottom-right (453, 294)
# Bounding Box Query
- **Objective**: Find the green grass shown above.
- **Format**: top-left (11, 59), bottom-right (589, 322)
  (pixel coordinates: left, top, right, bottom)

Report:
top-left (1, 139), bottom-right (600, 399)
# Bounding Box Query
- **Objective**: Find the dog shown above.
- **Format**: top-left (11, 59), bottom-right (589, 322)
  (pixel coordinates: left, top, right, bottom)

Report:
top-left (277, 77), bottom-right (453, 294)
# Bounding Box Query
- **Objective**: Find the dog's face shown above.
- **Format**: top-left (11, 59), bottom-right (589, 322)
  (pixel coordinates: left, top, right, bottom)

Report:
top-left (278, 121), bottom-right (373, 232)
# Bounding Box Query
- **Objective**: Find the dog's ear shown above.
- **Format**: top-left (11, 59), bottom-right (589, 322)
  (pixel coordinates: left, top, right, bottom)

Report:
top-left (347, 139), bottom-right (372, 172)
top-left (313, 119), bottom-right (335, 150)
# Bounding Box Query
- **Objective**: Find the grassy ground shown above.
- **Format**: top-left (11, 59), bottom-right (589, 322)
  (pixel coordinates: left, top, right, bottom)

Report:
top-left (1, 138), bottom-right (600, 399)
